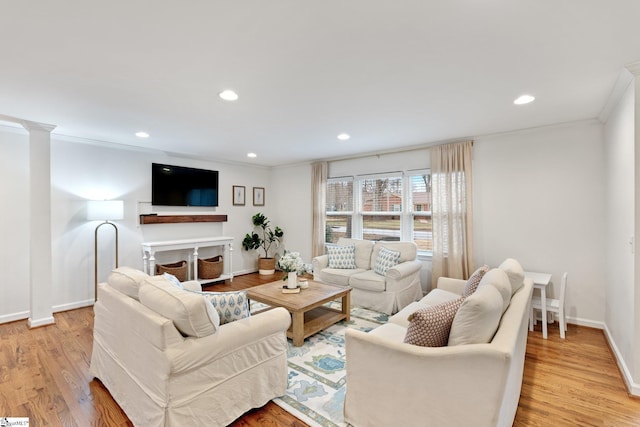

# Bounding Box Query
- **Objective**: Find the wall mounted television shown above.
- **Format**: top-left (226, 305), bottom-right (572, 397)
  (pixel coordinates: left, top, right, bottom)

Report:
top-left (152, 163), bottom-right (219, 207)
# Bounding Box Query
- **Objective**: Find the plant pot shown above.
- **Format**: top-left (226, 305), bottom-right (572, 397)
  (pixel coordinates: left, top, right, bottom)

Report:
top-left (258, 257), bottom-right (276, 275)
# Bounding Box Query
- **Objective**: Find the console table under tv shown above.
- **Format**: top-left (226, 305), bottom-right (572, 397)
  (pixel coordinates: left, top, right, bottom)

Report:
top-left (141, 236), bottom-right (233, 284)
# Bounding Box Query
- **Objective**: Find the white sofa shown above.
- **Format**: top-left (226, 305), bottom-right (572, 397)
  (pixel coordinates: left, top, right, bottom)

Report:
top-left (312, 238), bottom-right (423, 314)
top-left (90, 268), bottom-right (291, 427)
top-left (344, 259), bottom-right (534, 427)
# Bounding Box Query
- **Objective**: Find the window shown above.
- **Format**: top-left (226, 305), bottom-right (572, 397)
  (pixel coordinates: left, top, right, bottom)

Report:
top-left (409, 172), bottom-right (432, 252)
top-left (325, 171), bottom-right (432, 253)
top-left (361, 176), bottom-right (402, 242)
top-left (326, 178), bottom-right (353, 243)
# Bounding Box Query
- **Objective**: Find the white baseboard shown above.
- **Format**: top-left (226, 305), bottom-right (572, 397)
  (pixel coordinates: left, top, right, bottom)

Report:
top-left (0, 310), bottom-right (29, 324)
top-left (603, 324), bottom-right (640, 396)
top-left (28, 315), bottom-right (55, 328)
top-left (53, 299), bottom-right (94, 313)
top-left (566, 316), bottom-right (604, 330)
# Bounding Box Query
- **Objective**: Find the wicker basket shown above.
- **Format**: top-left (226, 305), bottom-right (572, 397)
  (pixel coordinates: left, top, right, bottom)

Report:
top-left (198, 255), bottom-right (223, 279)
top-left (156, 260), bottom-right (188, 282)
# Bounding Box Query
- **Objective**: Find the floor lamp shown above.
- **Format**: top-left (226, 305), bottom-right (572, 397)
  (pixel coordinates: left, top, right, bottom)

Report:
top-left (88, 200), bottom-right (124, 301)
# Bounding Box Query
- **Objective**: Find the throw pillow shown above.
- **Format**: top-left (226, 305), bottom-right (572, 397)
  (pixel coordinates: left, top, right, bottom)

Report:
top-left (476, 268), bottom-right (512, 313)
top-left (327, 244), bottom-right (357, 269)
top-left (107, 266), bottom-right (150, 300)
top-left (462, 265), bottom-right (489, 298)
top-left (448, 284), bottom-right (504, 345)
top-left (498, 258), bottom-right (525, 295)
top-left (197, 290), bottom-right (250, 324)
top-left (374, 247), bottom-right (401, 276)
top-left (163, 272), bottom-right (184, 289)
top-left (404, 297), bottom-right (464, 347)
top-left (138, 276), bottom-right (220, 337)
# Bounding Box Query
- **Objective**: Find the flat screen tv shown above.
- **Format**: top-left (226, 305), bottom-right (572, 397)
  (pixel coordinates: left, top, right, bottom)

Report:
top-left (152, 163), bottom-right (219, 207)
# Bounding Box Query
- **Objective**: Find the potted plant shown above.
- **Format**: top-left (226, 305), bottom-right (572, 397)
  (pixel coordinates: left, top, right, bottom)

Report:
top-left (242, 212), bottom-right (284, 275)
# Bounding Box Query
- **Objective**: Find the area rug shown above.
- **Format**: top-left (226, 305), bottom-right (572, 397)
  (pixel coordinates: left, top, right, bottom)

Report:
top-left (250, 300), bottom-right (388, 427)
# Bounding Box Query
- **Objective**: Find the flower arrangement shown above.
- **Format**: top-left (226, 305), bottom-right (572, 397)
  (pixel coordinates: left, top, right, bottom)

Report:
top-left (278, 251), bottom-right (305, 276)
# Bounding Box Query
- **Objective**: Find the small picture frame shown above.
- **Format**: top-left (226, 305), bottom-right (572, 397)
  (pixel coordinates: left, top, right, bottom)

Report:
top-left (232, 185), bottom-right (245, 206)
top-left (253, 187), bottom-right (265, 206)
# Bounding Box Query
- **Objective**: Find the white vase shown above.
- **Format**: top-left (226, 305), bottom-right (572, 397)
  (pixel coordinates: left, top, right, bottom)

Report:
top-left (287, 271), bottom-right (297, 289)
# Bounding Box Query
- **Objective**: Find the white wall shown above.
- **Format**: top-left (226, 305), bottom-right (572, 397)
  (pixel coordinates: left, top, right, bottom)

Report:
top-left (603, 78), bottom-right (636, 379)
top-left (0, 128), bottom-right (30, 323)
top-left (270, 163), bottom-right (313, 264)
top-left (1, 127), bottom-right (273, 321)
top-left (474, 120), bottom-right (606, 326)
top-left (0, 119), bottom-right (611, 330)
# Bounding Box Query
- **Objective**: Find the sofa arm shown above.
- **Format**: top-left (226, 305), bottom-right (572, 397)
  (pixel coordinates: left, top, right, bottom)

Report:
top-left (344, 329), bottom-right (511, 427)
top-left (436, 276), bottom-right (466, 296)
top-left (387, 260), bottom-right (421, 280)
top-left (169, 307), bottom-right (291, 374)
top-left (312, 254), bottom-right (329, 272)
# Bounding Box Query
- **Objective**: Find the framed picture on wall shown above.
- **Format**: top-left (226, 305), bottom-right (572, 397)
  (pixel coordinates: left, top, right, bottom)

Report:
top-left (233, 185), bottom-right (246, 206)
top-left (253, 187), bottom-right (265, 206)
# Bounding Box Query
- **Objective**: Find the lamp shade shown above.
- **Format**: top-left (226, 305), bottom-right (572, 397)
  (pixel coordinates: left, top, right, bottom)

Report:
top-left (87, 200), bottom-right (124, 221)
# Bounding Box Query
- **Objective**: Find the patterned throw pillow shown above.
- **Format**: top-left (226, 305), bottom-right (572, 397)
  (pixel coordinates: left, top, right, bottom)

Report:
top-left (374, 247), bottom-right (401, 276)
top-left (404, 297), bottom-right (464, 347)
top-left (199, 290), bottom-right (250, 325)
top-left (462, 265), bottom-right (489, 298)
top-left (163, 272), bottom-right (184, 289)
top-left (327, 244), bottom-right (357, 269)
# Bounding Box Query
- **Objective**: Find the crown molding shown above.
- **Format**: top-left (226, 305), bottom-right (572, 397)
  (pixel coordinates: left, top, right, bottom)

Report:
top-left (626, 60), bottom-right (640, 76)
top-left (598, 67), bottom-right (634, 123)
top-left (0, 114), bottom-right (56, 132)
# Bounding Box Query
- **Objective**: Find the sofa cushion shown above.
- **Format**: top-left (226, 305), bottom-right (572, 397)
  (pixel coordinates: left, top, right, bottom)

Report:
top-left (368, 322), bottom-right (408, 343)
top-left (462, 265), bottom-right (489, 298)
top-left (138, 276), bottom-right (220, 337)
top-left (389, 301), bottom-right (429, 327)
top-left (349, 270), bottom-right (386, 292)
top-left (372, 241), bottom-right (418, 263)
top-left (373, 247), bottom-right (401, 275)
top-left (107, 267), bottom-right (150, 300)
top-left (317, 268), bottom-right (367, 286)
top-left (498, 258), bottom-right (525, 294)
top-left (448, 284), bottom-right (504, 345)
top-left (403, 297), bottom-right (464, 347)
top-left (477, 268), bottom-right (511, 313)
top-left (336, 238), bottom-right (375, 269)
top-left (327, 244), bottom-right (357, 269)
top-left (199, 291), bottom-right (250, 324)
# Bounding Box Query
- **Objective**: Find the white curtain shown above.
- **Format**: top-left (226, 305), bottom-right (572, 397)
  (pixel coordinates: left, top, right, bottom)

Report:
top-left (311, 162), bottom-right (328, 258)
top-left (430, 140), bottom-right (474, 283)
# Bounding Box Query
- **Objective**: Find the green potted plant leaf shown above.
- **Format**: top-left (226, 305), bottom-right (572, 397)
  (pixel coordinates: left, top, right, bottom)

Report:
top-left (242, 213), bottom-right (284, 275)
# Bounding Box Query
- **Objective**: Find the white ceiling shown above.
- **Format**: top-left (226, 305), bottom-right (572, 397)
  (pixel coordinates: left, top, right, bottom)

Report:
top-left (1, 1), bottom-right (639, 167)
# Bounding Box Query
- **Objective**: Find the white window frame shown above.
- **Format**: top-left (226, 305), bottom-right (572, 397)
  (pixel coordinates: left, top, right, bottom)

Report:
top-left (325, 170), bottom-right (432, 256)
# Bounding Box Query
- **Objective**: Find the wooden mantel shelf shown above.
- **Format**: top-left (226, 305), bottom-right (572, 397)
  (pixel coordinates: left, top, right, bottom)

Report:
top-left (139, 214), bottom-right (228, 224)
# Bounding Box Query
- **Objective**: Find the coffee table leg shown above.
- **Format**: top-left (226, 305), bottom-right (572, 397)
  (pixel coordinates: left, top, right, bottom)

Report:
top-left (292, 311), bottom-right (304, 346)
top-left (343, 292), bottom-right (351, 321)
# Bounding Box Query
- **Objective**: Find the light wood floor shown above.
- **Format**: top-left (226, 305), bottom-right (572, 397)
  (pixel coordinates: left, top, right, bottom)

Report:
top-left (1, 273), bottom-right (639, 426)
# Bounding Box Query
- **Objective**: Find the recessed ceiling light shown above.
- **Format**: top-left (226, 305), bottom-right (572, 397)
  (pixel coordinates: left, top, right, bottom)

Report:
top-left (219, 90), bottom-right (239, 101)
top-left (514, 94), bottom-right (535, 105)
top-left (337, 133), bottom-right (350, 140)
top-left (135, 131), bottom-right (150, 138)
top-left (247, 152), bottom-right (257, 158)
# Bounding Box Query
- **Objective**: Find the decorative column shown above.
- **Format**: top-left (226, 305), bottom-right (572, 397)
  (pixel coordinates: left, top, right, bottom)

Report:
top-left (24, 121), bottom-right (56, 328)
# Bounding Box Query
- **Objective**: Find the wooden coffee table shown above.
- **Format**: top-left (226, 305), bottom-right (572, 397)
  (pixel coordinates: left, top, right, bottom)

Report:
top-left (247, 279), bottom-right (351, 346)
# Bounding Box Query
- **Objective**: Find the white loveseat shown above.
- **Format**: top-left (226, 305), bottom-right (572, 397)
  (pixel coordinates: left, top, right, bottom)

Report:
top-left (90, 267), bottom-right (291, 427)
top-left (344, 259), bottom-right (534, 427)
top-left (312, 238), bottom-right (423, 314)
